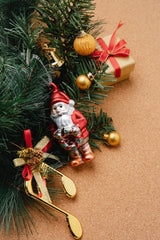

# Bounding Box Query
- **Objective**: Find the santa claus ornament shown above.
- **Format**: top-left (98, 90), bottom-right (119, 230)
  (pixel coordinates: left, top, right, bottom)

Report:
top-left (49, 83), bottom-right (95, 167)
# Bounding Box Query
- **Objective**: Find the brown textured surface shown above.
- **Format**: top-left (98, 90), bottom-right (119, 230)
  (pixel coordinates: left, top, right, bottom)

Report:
top-left (6, 0), bottom-right (160, 239)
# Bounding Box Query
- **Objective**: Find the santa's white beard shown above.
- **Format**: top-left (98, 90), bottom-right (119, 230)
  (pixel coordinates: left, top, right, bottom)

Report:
top-left (53, 114), bottom-right (74, 129)
top-left (51, 106), bottom-right (75, 130)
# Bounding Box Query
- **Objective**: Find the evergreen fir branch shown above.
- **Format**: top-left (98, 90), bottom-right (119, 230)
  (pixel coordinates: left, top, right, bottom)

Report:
top-left (35, 0), bottom-right (103, 59)
top-left (0, 59), bottom-right (49, 148)
top-left (59, 57), bottom-right (113, 107)
top-left (0, 186), bottom-right (34, 236)
top-left (0, 155), bottom-right (64, 237)
top-left (5, 13), bottom-right (42, 51)
top-left (0, 0), bottom-right (117, 237)
top-left (0, 12), bottom-right (62, 234)
top-left (87, 109), bottom-right (116, 149)
top-left (0, 184), bottom-right (59, 237)
top-left (34, 0), bottom-right (115, 111)
top-left (0, 0), bottom-right (39, 29)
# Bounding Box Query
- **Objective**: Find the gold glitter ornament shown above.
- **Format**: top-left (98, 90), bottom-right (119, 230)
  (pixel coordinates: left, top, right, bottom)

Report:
top-left (73, 31), bottom-right (96, 56)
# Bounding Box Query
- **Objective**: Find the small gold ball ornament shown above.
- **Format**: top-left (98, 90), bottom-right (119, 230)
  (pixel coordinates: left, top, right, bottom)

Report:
top-left (76, 73), bottom-right (95, 90)
top-left (103, 131), bottom-right (120, 146)
top-left (73, 31), bottom-right (96, 56)
top-left (76, 74), bottom-right (91, 90)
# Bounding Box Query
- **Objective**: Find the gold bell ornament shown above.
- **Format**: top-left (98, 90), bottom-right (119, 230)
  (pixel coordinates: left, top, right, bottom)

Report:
top-left (73, 31), bottom-right (96, 56)
top-left (42, 43), bottom-right (64, 68)
top-left (76, 72), bottom-right (95, 90)
top-left (103, 131), bottom-right (120, 146)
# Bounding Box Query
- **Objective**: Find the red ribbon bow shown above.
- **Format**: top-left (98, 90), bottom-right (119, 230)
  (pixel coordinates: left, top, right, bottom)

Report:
top-left (91, 21), bottom-right (130, 78)
top-left (22, 129), bottom-right (52, 181)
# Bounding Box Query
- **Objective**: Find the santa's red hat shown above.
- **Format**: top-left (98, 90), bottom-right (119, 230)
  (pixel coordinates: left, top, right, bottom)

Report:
top-left (49, 83), bottom-right (75, 107)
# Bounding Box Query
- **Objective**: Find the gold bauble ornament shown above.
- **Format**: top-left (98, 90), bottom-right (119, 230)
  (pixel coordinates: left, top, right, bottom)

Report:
top-left (103, 131), bottom-right (120, 146)
top-left (73, 31), bottom-right (96, 56)
top-left (76, 74), bottom-right (91, 90)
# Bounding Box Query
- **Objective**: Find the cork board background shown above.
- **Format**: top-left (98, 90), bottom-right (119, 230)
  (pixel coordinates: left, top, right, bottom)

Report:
top-left (5, 0), bottom-right (160, 239)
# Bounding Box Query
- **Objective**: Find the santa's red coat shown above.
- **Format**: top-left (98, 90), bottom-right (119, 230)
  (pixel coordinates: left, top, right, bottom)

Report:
top-left (51, 109), bottom-right (89, 139)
